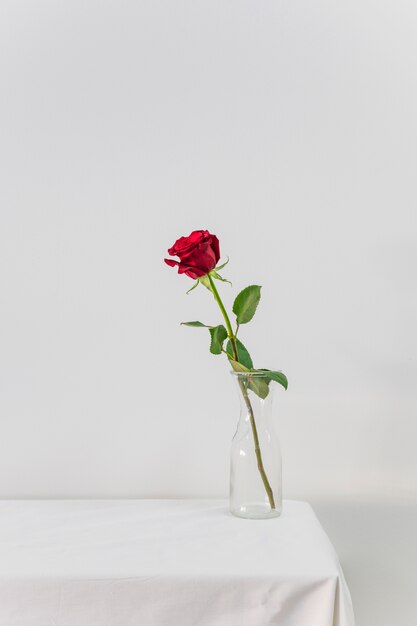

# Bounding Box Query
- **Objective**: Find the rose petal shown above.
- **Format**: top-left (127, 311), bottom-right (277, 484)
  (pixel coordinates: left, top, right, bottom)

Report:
top-left (178, 262), bottom-right (206, 279)
top-left (168, 230), bottom-right (206, 257)
top-left (165, 230), bottom-right (220, 278)
top-left (209, 235), bottom-right (220, 263)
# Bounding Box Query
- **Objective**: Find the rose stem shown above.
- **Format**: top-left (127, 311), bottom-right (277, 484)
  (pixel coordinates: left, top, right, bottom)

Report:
top-left (239, 382), bottom-right (276, 509)
top-left (207, 273), bottom-right (276, 510)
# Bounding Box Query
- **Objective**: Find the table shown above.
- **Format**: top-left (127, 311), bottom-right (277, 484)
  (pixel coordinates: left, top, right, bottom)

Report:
top-left (0, 499), bottom-right (354, 626)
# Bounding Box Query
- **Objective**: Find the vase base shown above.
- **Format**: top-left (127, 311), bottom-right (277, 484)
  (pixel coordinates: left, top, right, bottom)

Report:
top-left (230, 503), bottom-right (282, 520)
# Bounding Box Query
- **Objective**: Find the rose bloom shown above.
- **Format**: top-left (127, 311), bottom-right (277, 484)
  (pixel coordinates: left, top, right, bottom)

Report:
top-left (164, 230), bottom-right (220, 279)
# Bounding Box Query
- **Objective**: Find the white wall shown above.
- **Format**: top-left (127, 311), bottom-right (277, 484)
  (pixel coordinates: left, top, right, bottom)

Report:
top-left (1, 1), bottom-right (416, 503)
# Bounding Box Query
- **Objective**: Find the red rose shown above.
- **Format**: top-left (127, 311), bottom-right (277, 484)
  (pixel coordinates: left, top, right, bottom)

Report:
top-left (164, 230), bottom-right (220, 279)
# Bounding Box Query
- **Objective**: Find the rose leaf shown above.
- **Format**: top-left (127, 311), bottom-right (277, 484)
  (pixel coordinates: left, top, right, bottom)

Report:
top-left (232, 285), bottom-right (262, 324)
top-left (257, 369), bottom-right (288, 390)
top-left (226, 339), bottom-right (253, 369)
top-left (209, 325), bottom-right (228, 355)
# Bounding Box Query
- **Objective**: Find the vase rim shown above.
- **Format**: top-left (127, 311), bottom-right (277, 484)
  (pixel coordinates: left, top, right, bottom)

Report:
top-left (230, 370), bottom-right (275, 377)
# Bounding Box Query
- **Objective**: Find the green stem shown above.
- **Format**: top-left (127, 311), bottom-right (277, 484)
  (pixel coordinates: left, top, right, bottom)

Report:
top-left (207, 272), bottom-right (275, 510)
top-left (239, 380), bottom-right (276, 509)
top-left (208, 274), bottom-right (238, 360)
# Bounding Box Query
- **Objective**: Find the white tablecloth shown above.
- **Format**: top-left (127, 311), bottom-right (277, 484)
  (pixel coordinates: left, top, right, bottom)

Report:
top-left (0, 499), bottom-right (354, 626)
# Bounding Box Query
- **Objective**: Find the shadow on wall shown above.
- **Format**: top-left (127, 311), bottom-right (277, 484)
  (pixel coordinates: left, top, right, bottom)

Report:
top-left (313, 499), bottom-right (417, 626)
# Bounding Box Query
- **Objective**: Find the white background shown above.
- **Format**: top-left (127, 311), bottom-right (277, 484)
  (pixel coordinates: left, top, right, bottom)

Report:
top-left (1, 1), bottom-right (416, 624)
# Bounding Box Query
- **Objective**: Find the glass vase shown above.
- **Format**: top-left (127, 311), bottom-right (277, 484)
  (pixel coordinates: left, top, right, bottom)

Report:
top-left (230, 371), bottom-right (282, 519)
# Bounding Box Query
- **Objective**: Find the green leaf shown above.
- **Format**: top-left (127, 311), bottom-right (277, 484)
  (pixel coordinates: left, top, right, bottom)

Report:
top-left (248, 378), bottom-right (270, 400)
top-left (181, 321), bottom-right (211, 328)
top-left (232, 285), bottom-right (262, 324)
top-left (226, 339), bottom-right (253, 369)
top-left (229, 359), bottom-right (250, 373)
top-left (258, 369), bottom-right (288, 390)
top-left (186, 280), bottom-right (199, 294)
top-left (215, 257), bottom-right (229, 271)
top-left (211, 270), bottom-right (232, 286)
top-left (229, 359), bottom-right (270, 399)
top-left (209, 325), bottom-right (228, 355)
top-left (199, 275), bottom-right (212, 290)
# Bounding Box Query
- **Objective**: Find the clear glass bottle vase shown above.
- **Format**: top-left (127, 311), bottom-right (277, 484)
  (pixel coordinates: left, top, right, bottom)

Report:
top-left (230, 371), bottom-right (282, 519)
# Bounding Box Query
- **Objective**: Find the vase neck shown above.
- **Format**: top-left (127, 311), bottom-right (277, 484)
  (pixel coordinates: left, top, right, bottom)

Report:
top-left (232, 374), bottom-right (275, 427)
